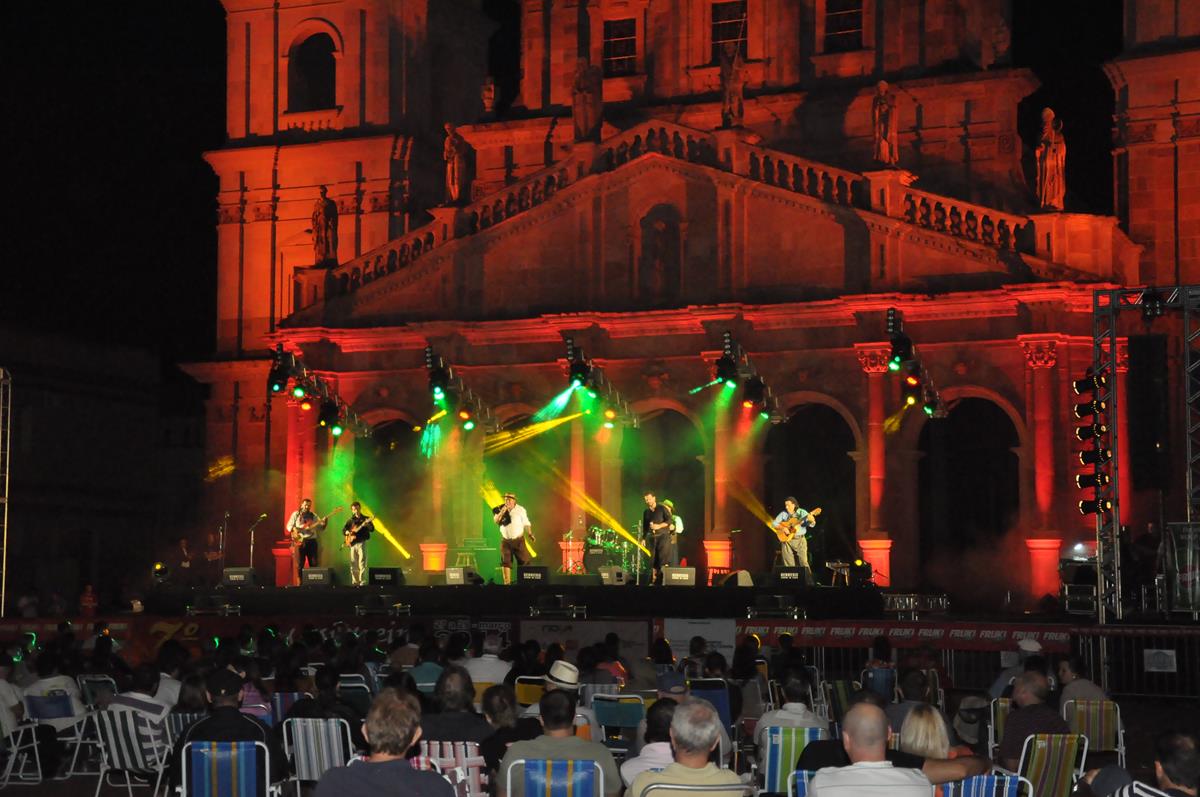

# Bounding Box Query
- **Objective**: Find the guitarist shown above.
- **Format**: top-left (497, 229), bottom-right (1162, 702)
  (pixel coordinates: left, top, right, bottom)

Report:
top-left (286, 498), bottom-right (328, 580)
top-left (341, 502), bottom-right (374, 587)
top-left (773, 496), bottom-right (817, 585)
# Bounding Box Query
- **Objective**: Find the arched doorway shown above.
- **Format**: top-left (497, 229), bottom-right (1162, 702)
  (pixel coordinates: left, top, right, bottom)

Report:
top-left (763, 404), bottom-right (857, 582)
top-left (622, 408), bottom-right (705, 578)
top-left (288, 33), bottom-right (337, 111)
top-left (917, 397), bottom-right (1020, 596)
top-left (352, 419), bottom-right (426, 567)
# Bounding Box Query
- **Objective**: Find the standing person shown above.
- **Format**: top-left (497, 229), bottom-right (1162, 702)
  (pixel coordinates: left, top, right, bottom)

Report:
top-left (493, 493), bottom-right (533, 585)
top-left (202, 532), bottom-right (223, 584)
top-left (662, 499), bottom-right (683, 567)
top-left (341, 503), bottom-right (374, 587)
top-left (773, 497), bottom-right (819, 583)
top-left (286, 498), bottom-right (328, 581)
top-left (642, 493), bottom-right (673, 585)
top-left (174, 538), bottom-right (195, 586)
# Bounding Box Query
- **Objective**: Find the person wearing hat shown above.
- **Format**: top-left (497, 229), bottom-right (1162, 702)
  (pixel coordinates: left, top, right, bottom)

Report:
top-left (518, 660), bottom-right (603, 742)
top-left (168, 668), bottom-right (287, 795)
top-left (500, 688), bottom-right (621, 797)
top-left (662, 499), bottom-right (683, 567)
top-left (988, 638), bottom-right (1042, 699)
top-left (952, 696), bottom-right (989, 752)
top-left (493, 492), bottom-right (533, 585)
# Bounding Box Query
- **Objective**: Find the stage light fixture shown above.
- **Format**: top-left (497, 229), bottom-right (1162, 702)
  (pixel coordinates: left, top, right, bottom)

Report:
top-left (267, 344), bottom-right (290, 393)
top-left (318, 399), bottom-right (339, 429)
top-left (463, 420), bottom-right (476, 431)
top-left (1079, 498), bottom-right (1113, 516)
top-left (1074, 423), bottom-right (1108, 442)
top-left (1073, 399), bottom-right (1107, 420)
top-left (1072, 373), bottom-right (1108, 395)
top-left (603, 408), bottom-right (617, 420)
top-left (299, 398), bottom-right (313, 412)
top-left (569, 358), bottom-right (591, 388)
top-left (292, 385), bottom-right (306, 399)
top-left (603, 421), bottom-right (614, 429)
top-left (741, 377), bottom-right (766, 408)
top-left (888, 333), bottom-right (913, 371)
top-left (458, 409), bottom-right (471, 421)
top-left (1140, 286), bottom-right (1165, 322)
top-left (330, 422), bottom-right (344, 437)
top-left (714, 353), bottom-right (739, 386)
top-left (1078, 447), bottom-right (1111, 466)
top-left (1076, 472), bottom-right (1111, 489)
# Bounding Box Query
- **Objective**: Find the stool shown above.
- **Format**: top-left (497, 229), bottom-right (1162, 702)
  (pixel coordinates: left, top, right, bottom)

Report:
top-left (453, 551), bottom-right (478, 569)
top-left (827, 561), bottom-right (850, 586)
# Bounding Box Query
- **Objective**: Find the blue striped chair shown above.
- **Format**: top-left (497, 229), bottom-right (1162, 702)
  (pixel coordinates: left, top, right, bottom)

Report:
top-left (269, 692), bottom-right (310, 726)
top-left (504, 758), bottom-right (603, 797)
top-left (943, 774), bottom-right (1034, 797)
top-left (786, 770), bottom-right (820, 797)
top-left (93, 709), bottom-right (170, 797)
top-left (282, 717), bottom-right (353, 797)
top-left (165, 712), bottom-right (207, 744)
top-left (761, 727), bottom-right (827, 794)
top-left (181, 740), bottom-right (280, 797)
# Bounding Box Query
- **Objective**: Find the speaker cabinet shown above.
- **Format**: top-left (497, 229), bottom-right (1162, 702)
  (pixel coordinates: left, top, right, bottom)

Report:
top-left (368, 568), bottom-right (404, 587)
top-left (598, 566), bottom-right (628, 585)
top-left (445, 567), bottom-right (481, 585)
top-left (662, 566), bottom-right (696, 586)
top-left (301, 568), bottom-right (334, 586)
top-left (221, 567), bottom-right (256, 586)
top-left (519, 566), bottom-right (548, 584)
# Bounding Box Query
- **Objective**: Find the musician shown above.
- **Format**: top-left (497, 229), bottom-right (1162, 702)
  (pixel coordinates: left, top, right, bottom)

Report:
top-left (493, 492), bottom-right (532, 585)
top-left (662, 499), bottom-right (683, 567)
top-left (773, 496), bottom-right (815, 583)
top-left (286, 498), bottom-right (327, 574)
top-left (642, 492), bottom-right (673, 585)
top-left (341, 502), bottom-right (374, 587)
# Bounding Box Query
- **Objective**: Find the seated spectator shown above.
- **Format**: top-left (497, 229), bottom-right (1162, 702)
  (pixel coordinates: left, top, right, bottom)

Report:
top-left (464, 633), bottom-right (513, 687)
top-left (285, 666), bottom-right (368, 751)
top-left (864, 635), bottom-right (894, 670)
top-left (389, 624), bottom-right (423, 669)
top-left (172, 674), bottom-right (209, 716)
top-left (0, 653), bottom-right (59, 777)
top-left (649, 638), bottom-right (676, 671)
top-left (768, 634), bottom-right (805, 681)
top-left (155, 641), bottom-right (188, 707)
top-left (109, 664), bottom-right (172, 727)
top-left (1001, 653), bottom-right (1053, 700)
top-left (409, 638), bottom-right (444, 693)
top-left (577, 645), bottom-right (617, 685)
top-left (701, 651), bottom-right (743, 724)
top-left (754, 668), bottom-right (827, 752)
top-left (1056, 654), bottom-right (1107, 707)
top-left (421, 665), bottom-right (492, 743)
top-left (998, 671), bottom-right (1069, 770)
top-left (797, 690), bottom-right (988, 786)
top-left (989, 639), bottom-right (1041, 699)
top-left (479, 684), bottom-right (542, 774)
top-left (504, 639), bottom-right (546, 686)
top-left (499, 689), bottom-right (620, 797)
top-left (169, 669), bottom-right (286, 796)
top-left (231, 656), bottom-right (272, 721)
top-left (83, 634), bottom-right (131, 682)
top-left (1085, 730), bottom-right (1199, 797)
top-left (810, 703), bottom-right (933, 797)
top-left (630, 672), bottom-right (732, 767)
top-left (677, 636), bottom-right (707, 679)
top-left (519, 661), bottom-right (602, 742)
top-left (315, 688), bottom-right (455, 797)
top-left (24, 651), bottom-right (88, 732)
top-left (621, 698), bottom-right (676, 787)
top-left (628, 698), bottom-right (742, 797)
top-left (599, 632), bottom-right (631, 685)
top-left (885, 669), bottom-right (929, 734)
top-left (899, 704), bottom-right (971, 760)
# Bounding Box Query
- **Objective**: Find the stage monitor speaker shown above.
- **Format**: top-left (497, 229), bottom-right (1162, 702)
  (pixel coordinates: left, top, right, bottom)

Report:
top-left (773, 567), bottom-right (805, 586)
top-left (302, 568), bottom-right (334, 586)
top-left (721, 570), bottom-right (754, 587)
top-left (445, 567), bottom-right (480, 585)
top-left (519, 566), bottom-right (549, 584)
top-left (222, 567), bottom-right (256, 587)
top-left (368, 568), bottom-right (404, 587)
top-left (598, 566), bottom-right (628, 586)
top-left (663, 566), bottom-right (696, 586)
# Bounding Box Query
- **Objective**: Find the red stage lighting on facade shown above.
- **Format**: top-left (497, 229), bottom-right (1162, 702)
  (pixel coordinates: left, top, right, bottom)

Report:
top-left (458, 409), bottom-right (471, 421)
top-left (299, 398), bottom-right (312, 412)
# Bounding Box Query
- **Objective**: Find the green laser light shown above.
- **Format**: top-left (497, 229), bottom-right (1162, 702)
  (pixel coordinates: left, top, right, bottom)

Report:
top-left (292, 385), bottom-right (306, 399)
top-left (463, 420), bottom-right (476, 431)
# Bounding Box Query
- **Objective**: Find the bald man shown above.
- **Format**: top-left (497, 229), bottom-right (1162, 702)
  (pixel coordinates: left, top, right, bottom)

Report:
top-left (810, 703), bottom-right (933, 796)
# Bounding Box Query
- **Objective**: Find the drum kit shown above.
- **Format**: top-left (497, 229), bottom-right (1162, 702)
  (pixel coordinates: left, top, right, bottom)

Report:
top-left (582, 525), bottom-right (642, 574)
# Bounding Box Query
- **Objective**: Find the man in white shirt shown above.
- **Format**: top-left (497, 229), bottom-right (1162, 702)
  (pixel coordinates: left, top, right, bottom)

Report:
top-left (1057, 654), bottom-right (1107, 707)
top-left (755, 669), bottom-right (827, 752)
top-left (621, 698), bottom-right (676, 786)
top-left (464, 633), bottom-right (512, 687)
top-left (493, 492), bottom-right (533, 585)
top-left (24, 652), bottom-right (88, 733)
top-left (811, 703), bottom-right (933, 797)
top-left (110, 665), bottom-right (172, 725)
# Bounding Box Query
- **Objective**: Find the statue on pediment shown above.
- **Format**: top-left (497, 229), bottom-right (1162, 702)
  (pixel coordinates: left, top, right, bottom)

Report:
top-left (311, 185), bottom-right (339, 265)
top-left (719, 43), bottom-right (745, 128)
top-left (443, 123), bottom-right (470, 205)
top-left (872, 81), bottom-right (899, 166)
top-left (1035, 107), bottom-right (1066, 210)
top-left (572, 59), bottom-right (603, 142)
top-left (480, 76), bottom-right (497, 117)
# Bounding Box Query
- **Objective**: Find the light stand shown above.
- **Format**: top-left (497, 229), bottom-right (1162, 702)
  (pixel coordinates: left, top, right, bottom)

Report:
top-left (247, 514), bottom-right (267, 571)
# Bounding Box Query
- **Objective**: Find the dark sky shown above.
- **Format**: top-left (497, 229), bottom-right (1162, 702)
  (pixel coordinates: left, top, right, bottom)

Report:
top-left (3, 0), bottom-right (1122, 361)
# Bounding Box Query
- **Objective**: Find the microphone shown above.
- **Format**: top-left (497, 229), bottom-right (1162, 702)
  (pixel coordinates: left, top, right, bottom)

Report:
top-left (259, 513), bottom-right (268, 519)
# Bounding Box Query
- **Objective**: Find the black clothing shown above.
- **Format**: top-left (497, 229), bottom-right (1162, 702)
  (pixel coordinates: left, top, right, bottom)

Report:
top-left (643, 505), bottom-right (673, 579)
top-left (480, 717), bottom-right (543, 772)
top-left (169, 705), bottom-right (287, 796)
top-left (297, 539), bottom-right (318, 570)
top-left (316, 758), bottom-right (455, 797)
top-left (284, 695), bottom-right (368, 752)
top-left (500, 536), bottom-right (530, 567)
top-left (795, 739), bottom-right (925, 771)
top-left (342, 515), bottom-right (373, 545)
top-left (420, 709), bottom-right (493, 743)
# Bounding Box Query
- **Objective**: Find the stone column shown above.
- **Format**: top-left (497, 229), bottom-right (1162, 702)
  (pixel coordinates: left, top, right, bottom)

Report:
top-left (569, 416), bottom-right (587, 564)
top-left (282, 397), bottom-right (318, 586)
top-left (712, 403), bottom-right (730, 535)
top-left (1019, 335), bottom-right (1059, 531)
top-left (855, 344), bottom-right (892, 585)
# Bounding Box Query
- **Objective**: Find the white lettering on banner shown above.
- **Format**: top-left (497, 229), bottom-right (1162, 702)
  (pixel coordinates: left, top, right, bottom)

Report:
top-left (980, 630), bottom-right (1007, 640)
top-left (949, 629), bottom-right (978, 640)
top-left (830, 627), bottom-right (855, 638)
top-left (858, 628), bottom-right (885, 636)
top-left (889, 628), bottom-right (915, 638)
top-left (800, 627), bottom-right (824, 637)
top-left (917, 629), bottom-right (944, 639)
top-left (1043, 631), bottom-right (1069, 642)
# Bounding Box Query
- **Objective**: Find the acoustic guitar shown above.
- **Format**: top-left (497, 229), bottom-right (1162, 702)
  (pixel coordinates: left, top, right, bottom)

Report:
top-left (342, 516), bottom-right (373, 548)
top-left (772, 507), bottom-right (822, 543)
top-left (289, 506), bottom-right (343, 546)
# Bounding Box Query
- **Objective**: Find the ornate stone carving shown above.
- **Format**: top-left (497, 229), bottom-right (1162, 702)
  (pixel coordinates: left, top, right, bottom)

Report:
top-left (719, 44), bottom-right (745, 129)
top-left (443, 123), bottom-right (470, 204)
top-left (1035, 108), bottom-right (1066, 210)
top-left (480, 76), bottom-right (496, 116)
top-left (571, 60), bottom-right (603, 142)
top-left (217, 204), bottom-right (244, 225)
top-left (856, 345), bottom-right (891, 374)
top-left (1020, 339), bottom-right (1058, 368)
top-left (311, 185), bottom-right (339, 266)
top-left (872, 81), bottom-right (900, 166)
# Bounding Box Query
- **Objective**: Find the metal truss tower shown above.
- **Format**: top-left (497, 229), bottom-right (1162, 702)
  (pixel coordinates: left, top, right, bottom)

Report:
top-left (0, 369), bottom-right (10, 618)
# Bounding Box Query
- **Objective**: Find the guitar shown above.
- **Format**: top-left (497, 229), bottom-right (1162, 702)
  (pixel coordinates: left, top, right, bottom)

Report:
top-left (772, 507), bottom-right (822, 542)
top-left (343, 516), bottom-right (373, 548)
top-left (289, 506), bottom-right (343, 546)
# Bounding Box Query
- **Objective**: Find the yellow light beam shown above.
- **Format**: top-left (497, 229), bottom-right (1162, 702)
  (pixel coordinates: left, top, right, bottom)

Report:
top-left (479, 481), bottom-right (537, 558)
top-left (331, 496), bottom-right (412, 559)
top-left (483, 413), bottom-right (582, 456)
top-left (726, 479), bottom-right (779, 533)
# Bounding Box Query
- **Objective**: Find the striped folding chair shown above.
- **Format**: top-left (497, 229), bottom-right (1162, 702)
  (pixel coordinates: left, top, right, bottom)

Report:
top-left (1016, 733), bottom-right (1088, 797)
top-left (77, 674), bottom-right (119, 709)
top-left (1, 721), bottom-right (44, 787)
top-left (761, 726), bottom-right (827, 794)
top-left (988, 698), bottom-right (1012, 760)
top-left (337, 673), bottom-right (371, 693)
top-left (1062, 699), bottom-right (1125, 767)
top-left (282, 717), bottom-right (354, 797)
top-left (924, 669), bottom-right (947, 711)
top-left (943, 774), bottom-right (1034, 797)
top-left (505, 758), bottom-right (603, 797)
top-left (514, 676), bottom-right (544, 707)
top-left (93, 708), bottom-right (170, 797)
top-left (270, 691), bottom-right (311, 726)
top-left (1113, 782), bottom-right (1173, 797)
top-left (642, 783), bottom-right (753, 797)
top-left (166, 712), bottom-right (208, 743)
top-left (786, 770), bottom-right (820, 797)
top-left (420, 740), bottom-right (489, 797)
top-left (181, 740), bottom-right (281, 797)
top-left (821, 680), bottom-right (856, 724)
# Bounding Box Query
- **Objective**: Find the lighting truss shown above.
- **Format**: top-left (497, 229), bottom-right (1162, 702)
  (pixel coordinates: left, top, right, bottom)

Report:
top-left (0, 368), bottom-right (10, 618)
top-left (886, 308), bottom-right (946, 418)
top-left (424, 346), bottom-right (499, 432)
top-left (266, 344), bottom-right (371, 437)
top-left (718, 331), bottom-right (782, 422)
top-left (563, 337), bottom-right (638, 428)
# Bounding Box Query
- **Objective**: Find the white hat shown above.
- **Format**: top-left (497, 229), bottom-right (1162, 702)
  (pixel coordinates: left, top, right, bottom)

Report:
top-left (1017, 639), bottom-right (1042, 654)
top-left (953, 696), bottom-right (989, 745)
top-left (545, 660), bottom-right (581, 691)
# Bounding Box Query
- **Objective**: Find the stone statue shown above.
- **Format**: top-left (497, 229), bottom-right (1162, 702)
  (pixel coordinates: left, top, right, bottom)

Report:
top-left (311, 185), bottom-right (338, 265)
top-left (1035, 107), bottom-right (1066, 210)
top-left (571, 59), bottom-right (604, 142)
top-left (480, 76), bottom-right (496, 116)
top-left (719, 43), bottom-right (746, 128)
top-left (442, 123), bottom-right (470, 204)
top-left (872, 81), bottom-right (899, 166)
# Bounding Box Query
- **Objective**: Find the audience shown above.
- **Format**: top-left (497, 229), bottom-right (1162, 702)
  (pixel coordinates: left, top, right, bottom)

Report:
top-left (520, 661), bottom-right (602, 741)
top-left (998, 671), bottom-right (1069, 770)
top-left (810, 703), bottom-right (934, 796)
top-left (464, 633), bottom-right (513, 686)
top-left (885, 669), bottom-right (930, 734)
top-left (499, 689), bottom-right (621, 797)
top-left (899, 703), bottom-right (969, 760)
top-left (315, 688), bottom-right (454, 797)
top-left (628, 698), bottom-right (743, 797)
top-left (0, 653), bottom-right (60, 777)
top-left (1085, 730), bottom-right (1199, 797)
top-left (154, 640), bottom-right (187, 707)
top-left (171, 674), bottom-right (209, 714)
top-left (989, 639), bottom-right (1042, 699)
top-left (631, 671), bottom-right (732, 766)
top-left (754, 668), bottom-right (827, 751)
top-left (1057, 654), bottom-right (1107, 707)
top-left (621, 698), bottom-right (677, 786)
top-left (678, 636), bottom-right (707, 679)
top-left (109, 664), bottom-right (171, 726)
top-left (24, 651), bottom-right (88, 732)
top-left (479, 684), bottom-right (542, 773)
top-left (421, 665), bottom-right (492, 743)
top-left (285, 666), bottom-right (368, 751)
top-left (409, 638), bottom-right (444, 692)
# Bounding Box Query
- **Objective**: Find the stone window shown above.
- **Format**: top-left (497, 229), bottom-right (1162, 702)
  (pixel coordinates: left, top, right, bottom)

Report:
top-left (824, 0), bottom-right (864, 53)
top-left (603, 18), bottom-right (638, 77)
top-left (711, 1), bottom-right (748, 64)
top-left (288, 33), bottom-right (336, 112)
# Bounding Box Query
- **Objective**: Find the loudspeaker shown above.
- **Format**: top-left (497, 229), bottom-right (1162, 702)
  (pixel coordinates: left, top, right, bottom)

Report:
top-left (598, 566), bottom-right (628, 585)
top-left (368, 568), bottom-right (404, 587)
top-left (721, 570), bottom-right (755, 587)
top-left (221, 567), bottom-right (256, 586)
top-left (773, 567), bottom-right (805, 586)
top-left (663, 566), bottom-right (696, 586)
top-left (519, 566), bottom-right (549, 584)
top-left (301, 568), bottom-right (334, 586)
top-left (445, 567), bottom-right (479, 585)
top-left (1128, 335), bottom-right (1171, 490)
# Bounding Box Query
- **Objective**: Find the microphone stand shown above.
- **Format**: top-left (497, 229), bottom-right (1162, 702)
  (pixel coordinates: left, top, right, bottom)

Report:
top-left (247, 514), bottom-right (267, 571)
top-left (218, 511), bottom-right (229, 576)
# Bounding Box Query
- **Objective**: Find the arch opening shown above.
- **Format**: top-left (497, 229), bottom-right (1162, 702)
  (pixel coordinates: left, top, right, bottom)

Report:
top-left (288, 33), bottom-right (336, 112)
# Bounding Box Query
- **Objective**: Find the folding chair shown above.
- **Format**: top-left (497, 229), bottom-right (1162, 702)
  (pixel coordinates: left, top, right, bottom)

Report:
top-left (77, 674), bottom-right (119, 709)
top-left (421, 740), bottom-right (489, 797)
top-left (241, 704), bottom-right (273, 725)
top-left (924, 668), bottom-right (947, 712)
top-left (579, 682), bottom-right (621, 708)
top-left (859, 668), bottom-right (898, 703)
top-left (337, 673), bottom-right (371, 693)
top-left (642, 783), bottom-right (753, 797)
top-left (338, 683), bottom-right (372, 717)
top-left (1013, 733), bottom-right (1088, 797)
top-left (514, 676), bottom-right (544, 707)
top-left (761, 727), bottom-right (827, 794)
top-left (282, 717), bottom-right (354, 797)
top-left (591, 694), bottom-right (645, 755)
top-left (181, 739), bottom-right (281, 797)
top-left (1, 721), bottom-right (44, 787)
top-left (166, 712), bottom-right (207, 744)
top-left (25, 691), bottom-right (94, 777)
top-left (688, 679), bottom-right (733, 730)
top-left (988, 698), bottom-right (1012, 760)
top-left (504, 758), bottom-right (603, 797)
top-left (786, 770), bottom-right (821, 797)
top-left (93, 708), bottom-right (170, 797)
top-left (821, 680), bottom-right (857, 724)
top-left (943, 774), bottom-right (1034, 796)
top-left (270, 692), bottom-right (311, 726)
top-left (1062, 699), bottom-right (1125, 767)
top-left (1113, 782), bottom-right (1173, 797)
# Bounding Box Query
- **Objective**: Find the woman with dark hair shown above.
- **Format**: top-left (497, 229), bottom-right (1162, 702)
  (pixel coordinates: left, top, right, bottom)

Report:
top-left (478, 684), bottom-right (542, 773)
top-left (231, 655), bottom-right (272, 720)
top-left (172, 673), bottom-right (209, 713)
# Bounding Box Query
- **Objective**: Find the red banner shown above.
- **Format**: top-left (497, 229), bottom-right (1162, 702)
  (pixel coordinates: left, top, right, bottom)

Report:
top-left (734, 619), bottom-right (1073, 652)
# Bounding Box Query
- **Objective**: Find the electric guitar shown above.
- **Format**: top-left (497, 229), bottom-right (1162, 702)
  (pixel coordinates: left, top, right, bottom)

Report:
top-left (772, 507), bottom-right (822, 542)
top-left (343, 516), bottom-right (373, 548)
top-left (289, 506), bottom-right (343, 546)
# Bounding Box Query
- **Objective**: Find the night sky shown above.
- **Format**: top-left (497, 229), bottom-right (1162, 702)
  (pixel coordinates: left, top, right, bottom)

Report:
top-left (4, 0), bottom-right (1122, 362)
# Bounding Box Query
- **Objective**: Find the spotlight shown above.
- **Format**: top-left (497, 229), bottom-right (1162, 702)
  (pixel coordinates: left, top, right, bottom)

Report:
top-left (267, 345), bottom-right (290, 393)
top-left (1072, 373), bottom-right (1108, 395)
top-left (603, 421), bottom-right (614, 429)
top-left (1073, 399), bottom-right (1107, 420)
top-left (292, 385), bottom-right (306, 399)
top-left (1076, 472), bottom-right (1111, 489)
top-left (714, 354), bottom-right (739, 386)
top-left (299, 398), bottom-right (313, 412)
top-left (1079, 498), bottom-right (1113, 516)
top-left (1074, 423), bottom-right (1108, 442)
top-left (888, 333), bottom-right (913, 371)
top-left (152, 562), bottom-right (169, 583)
top-left (742, 377), bottom-right (766, 409)
top-left (463, 420), bottom-right (476, 431)
top-left (458, 409), bottom-right (472, 421)
top-left (1078, 447), bottom-right (1112, 466)
top-left (318, 399), bottom-right (339, 429)
top-left (330, 422), bottom-right (344, 437)
top-left (569, 358), bottom-right (591, 388)
top-left (1140, 286), bottom-right (1164, 322)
